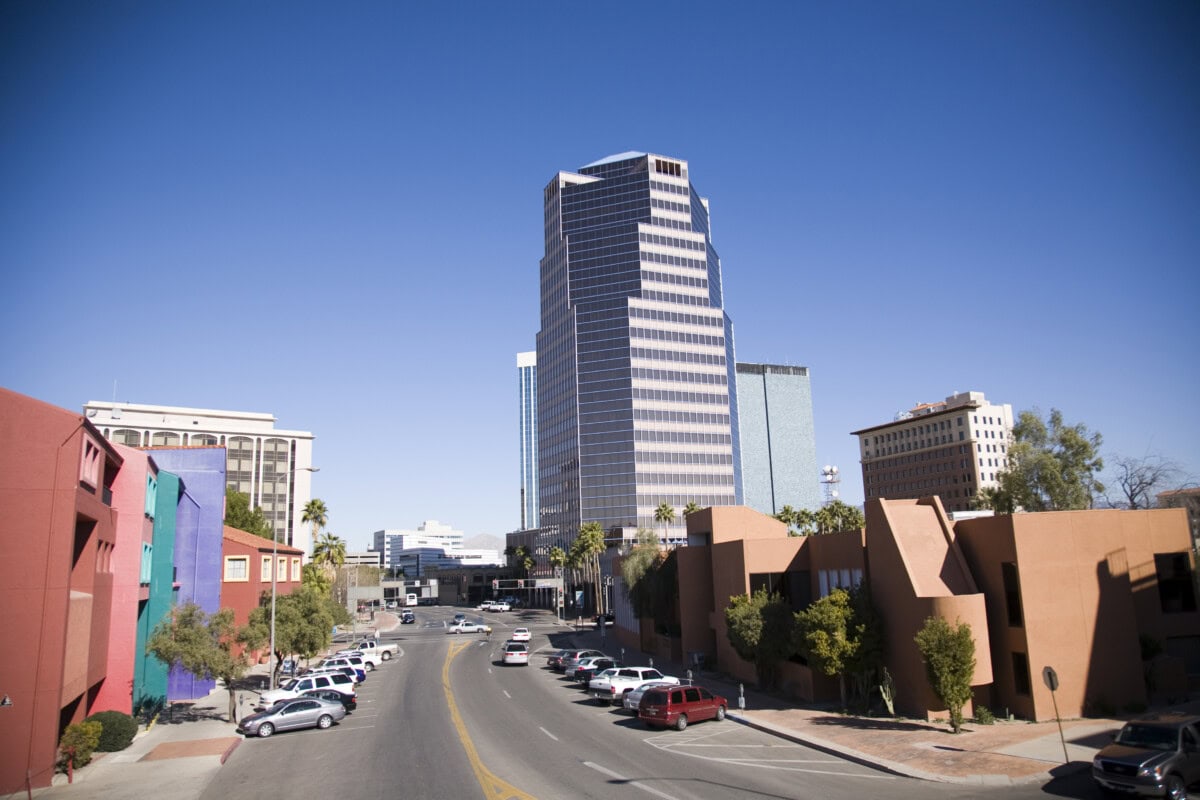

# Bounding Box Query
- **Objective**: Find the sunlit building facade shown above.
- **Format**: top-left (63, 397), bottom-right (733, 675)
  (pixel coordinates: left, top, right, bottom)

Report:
top-left (82, 401), bottom-right (315, 555)
top-left (536, 152), bottom-right (742, 549)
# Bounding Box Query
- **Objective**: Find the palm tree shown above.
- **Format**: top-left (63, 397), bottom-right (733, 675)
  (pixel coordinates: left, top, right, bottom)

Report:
top-left (312, 531), bottom-right (346, 572)
top-left (302, 499), bottom-right (328, 552)
top-left (575, 521), bottom-right (606, 613)
top-left (683, 502), bottom-right (701, 517)
top-left (794, 508), bottom-right (817, 536)
top-left (774, 504), bottom-right (797, 533)
top-left (654, 502), bottom-right (676, 542)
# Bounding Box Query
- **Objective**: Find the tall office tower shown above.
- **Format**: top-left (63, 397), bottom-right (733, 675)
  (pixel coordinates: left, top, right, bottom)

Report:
top-left (82, 401), bottom-right (316, 554)
top-left (536, 152), bottom-right (742, 549)
top-left (736, 363), bottom-right (822, 516)
top-left (517, 351), bottom-right (539, 529)
top-left (852, 391), bottom-right (1014, 513)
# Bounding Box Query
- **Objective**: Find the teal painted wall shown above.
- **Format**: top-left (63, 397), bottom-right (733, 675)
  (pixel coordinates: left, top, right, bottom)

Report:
top-left (133, 470), bottom-right (179, 716)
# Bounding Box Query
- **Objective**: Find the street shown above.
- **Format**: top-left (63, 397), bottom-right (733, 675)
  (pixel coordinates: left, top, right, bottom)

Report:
top-left (203, 609), bottom-right (1111, 800)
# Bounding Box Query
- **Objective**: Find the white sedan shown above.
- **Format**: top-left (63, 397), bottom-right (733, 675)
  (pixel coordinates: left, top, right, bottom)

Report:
top-left (502, 642), bottom-right (530, 665)
top-left (446, 621), bottom-right (485, 634)
top-left (509, 627), bottom-right (531, 642)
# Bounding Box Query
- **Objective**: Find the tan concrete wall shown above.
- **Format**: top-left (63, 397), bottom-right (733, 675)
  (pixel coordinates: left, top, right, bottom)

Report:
top-left (957, 508), bottom-right (1197, 720)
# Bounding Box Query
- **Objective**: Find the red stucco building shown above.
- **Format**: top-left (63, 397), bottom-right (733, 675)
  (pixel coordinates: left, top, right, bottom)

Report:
top-left (221, 525), bottom-right (302, 661)
top-left (0, 388), bottom-right (125, 793)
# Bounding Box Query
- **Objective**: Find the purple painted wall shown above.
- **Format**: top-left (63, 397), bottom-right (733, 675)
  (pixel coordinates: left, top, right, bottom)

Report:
top-left (145, 447), bottom-right (226, 701)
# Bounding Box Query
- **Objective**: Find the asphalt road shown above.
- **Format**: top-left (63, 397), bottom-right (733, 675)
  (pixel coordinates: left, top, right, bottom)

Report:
top-left (202, 609), bottom-right (1108, 800)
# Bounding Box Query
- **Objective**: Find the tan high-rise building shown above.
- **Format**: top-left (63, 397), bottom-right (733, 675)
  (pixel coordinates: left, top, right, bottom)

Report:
top-left (852, 391), bottom-right (1013, 513)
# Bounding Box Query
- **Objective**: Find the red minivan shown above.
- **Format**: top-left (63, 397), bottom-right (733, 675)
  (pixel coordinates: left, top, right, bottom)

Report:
top-left (637, 685), bottom-right (728, 731)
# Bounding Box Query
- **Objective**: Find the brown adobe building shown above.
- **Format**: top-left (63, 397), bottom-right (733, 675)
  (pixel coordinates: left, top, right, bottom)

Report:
top-left (644, 499), bottom-right (1198, 723)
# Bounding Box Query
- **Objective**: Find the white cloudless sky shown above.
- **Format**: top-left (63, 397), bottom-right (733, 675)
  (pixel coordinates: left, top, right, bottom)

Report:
top-left (3, 1), bottom-right (1197, 550)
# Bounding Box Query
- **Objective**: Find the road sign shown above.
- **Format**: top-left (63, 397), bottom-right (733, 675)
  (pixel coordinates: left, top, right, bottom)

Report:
top-left (1042, 666), bottom-right (1059, 692)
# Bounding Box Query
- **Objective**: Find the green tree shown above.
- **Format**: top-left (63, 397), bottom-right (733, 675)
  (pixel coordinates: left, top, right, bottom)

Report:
top-left (621, 529), bottom-right (663, 618)
top-left (571, 522), bottom-right (607, 613)
top-left (815, 500), bottom-right (865, 535)
top-left (224, 488), bottom-right (273, 539)
top-left (914, 616), bottom-right (977, 734)
top-left (654, 502), bottom-right (676, 540)
top-left (312, 531), bottom-right (346, 575)
top-left (793, 586), bottom-right (882, 708)
top-left (683, 502), bottom-right (701, 517)
top-left (302, 498), bottom-right (329, 550)
top-left (146, 602), bottom-right (261, 722)
top-left (724, 589), bottom-right (796, 689)
top-left (773, 505), bottom-right (797, 533)
top-left (302, 562), bottom-right (333, 595)
top-left (244, 584), bottom-right (347, 686)
top-left (988, 408), bottom-right (1104, 512)
top-left (794, 508), bottom-right (817, 536)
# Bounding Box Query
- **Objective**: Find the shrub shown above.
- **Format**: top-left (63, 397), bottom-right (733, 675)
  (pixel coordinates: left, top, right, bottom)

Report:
top-left (58, 721), bottom-right (102, 771)
top-left (914, 616), bottom-right (976, 734)
top-left (84, 710), bottom-right (138, 751)
top-left (974, 705), bottom-right (995, 725)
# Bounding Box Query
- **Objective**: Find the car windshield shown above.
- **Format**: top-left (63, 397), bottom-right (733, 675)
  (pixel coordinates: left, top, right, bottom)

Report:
top-left (1115, 724), bottom-right (1179, 750)
top-left (279, 679), bottom-right (298, 691)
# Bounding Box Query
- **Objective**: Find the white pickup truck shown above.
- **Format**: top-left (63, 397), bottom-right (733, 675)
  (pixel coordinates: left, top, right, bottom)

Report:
top-left (588, 666), bottom-right (679, 706)
top-left (338, 638), bottom-right (398, 662)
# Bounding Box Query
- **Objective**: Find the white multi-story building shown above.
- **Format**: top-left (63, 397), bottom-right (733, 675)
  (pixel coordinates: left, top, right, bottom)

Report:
top-left (82, 401), bottom-right (316, 554)
top-left (852, 391), bottom-right (1014, 513)
top-left (371, 521), bottom-right (503, 578)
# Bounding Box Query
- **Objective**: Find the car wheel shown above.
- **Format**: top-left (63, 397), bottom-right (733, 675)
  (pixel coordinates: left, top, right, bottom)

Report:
top-left (257, 722), bottom-right (274, 738)
top-left (381, 651), bottom-right (391, 661)
top-left (675, 714), bottom-right (688, 731)
top-left (364, 663), bottom-right (374, 672)
top-left (716, 705), bottom-right (726, 721)
top-left (1164, 774), bottom-right (1186, 800)
top-left (317, 714), bottom-right (333, 730)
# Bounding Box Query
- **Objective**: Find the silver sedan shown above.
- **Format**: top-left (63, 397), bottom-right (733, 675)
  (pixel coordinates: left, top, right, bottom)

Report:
top-left (237, 696), bottom-right (346, 738)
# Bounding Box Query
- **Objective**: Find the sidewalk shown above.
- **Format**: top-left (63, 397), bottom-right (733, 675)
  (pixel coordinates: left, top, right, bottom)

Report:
top-left (552, 615), bottom-right (1141, 787)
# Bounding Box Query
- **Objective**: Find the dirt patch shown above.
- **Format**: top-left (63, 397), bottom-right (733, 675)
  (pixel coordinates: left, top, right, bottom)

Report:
top-left (141, 737), bottom-right (241, 761)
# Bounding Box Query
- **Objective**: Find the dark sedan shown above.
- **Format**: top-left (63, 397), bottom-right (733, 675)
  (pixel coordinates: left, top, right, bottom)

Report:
top-left (305, 688), bottom-right (357, 712)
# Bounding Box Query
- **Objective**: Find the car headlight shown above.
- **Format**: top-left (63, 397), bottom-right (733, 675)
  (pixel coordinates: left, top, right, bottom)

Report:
top-left (1136, 764), bottom-right (1162, 779)
top-left (1092, 757), bottom-right (1102, 769)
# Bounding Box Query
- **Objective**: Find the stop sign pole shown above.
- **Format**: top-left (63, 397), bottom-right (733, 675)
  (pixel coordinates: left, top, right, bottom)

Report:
top-left (1043, 666), bottom-right (1070, 764)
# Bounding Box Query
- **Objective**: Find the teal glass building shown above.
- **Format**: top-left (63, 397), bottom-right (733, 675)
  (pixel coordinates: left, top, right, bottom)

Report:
top-left (517, 351), bottom-right (539, 530)
top-left (536, 153), bottom-right (742, 548)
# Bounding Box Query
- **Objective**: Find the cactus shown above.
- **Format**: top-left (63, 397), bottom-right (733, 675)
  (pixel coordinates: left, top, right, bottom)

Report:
top-left (879, 667), bottom-right (896, 716)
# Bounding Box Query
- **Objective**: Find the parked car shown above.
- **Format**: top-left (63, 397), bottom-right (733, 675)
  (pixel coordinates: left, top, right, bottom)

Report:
top-left (237, 696), bottom-right (346, 738)
top-left (305, 688), bottom-right (357, 712)
top-left (558, 649), bottom-right (606, 674)
top-left (318, 657), bottom-right (367, 682)
top-left (330, 650), bottom-right (380, 670)
top-left (623, 680), bottom-right (678, 713)
top-left (565, 655), bottom-right (611, 680)
top-left (574, 658), bottom-right (622, 686)
top-left (638, 685), bottom-right (728, 731)
top-left (510, 627), bottom-right (531, 642)
top-left (446, 620), bottom-right (485, 634)
top-left (257, 673), bottom-right (355, 709)
top-left (453, 612), bottom-right (467, 623)
top-left (306, 665), bottom-right (362, 686)
top-left (1092, 712), bottom-right (1200, 799)
top-left (590, 666), bottom-right (679, 705)
top-left (502, 642), bottom-right (530, 666)
top-left (545, 649), bottom-right (572, 669)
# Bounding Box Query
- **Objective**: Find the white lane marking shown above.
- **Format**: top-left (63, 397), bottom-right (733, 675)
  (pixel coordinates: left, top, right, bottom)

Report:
top-left (539, 727), bottom-right (558, 741)
top-left (583, 762), bottom-right (680, 800)
top-left (645, 727), bottom-right (894, 779)
top-left (503, 690), bottom-right (512, 699)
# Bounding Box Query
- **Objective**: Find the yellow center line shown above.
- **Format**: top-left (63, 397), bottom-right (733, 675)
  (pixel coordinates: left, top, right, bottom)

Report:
top-left (443, 640), bottom-right (538, 800)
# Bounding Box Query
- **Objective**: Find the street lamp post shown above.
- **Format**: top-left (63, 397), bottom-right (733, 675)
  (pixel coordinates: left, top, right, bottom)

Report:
top-left (269, 465), bottom-right (318, 690)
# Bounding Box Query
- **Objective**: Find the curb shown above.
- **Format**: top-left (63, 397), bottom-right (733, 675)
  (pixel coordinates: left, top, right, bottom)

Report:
top-left (728, 712), bottom-right (1057, 786)
top-left (219, 739), bottom-right (240, 765)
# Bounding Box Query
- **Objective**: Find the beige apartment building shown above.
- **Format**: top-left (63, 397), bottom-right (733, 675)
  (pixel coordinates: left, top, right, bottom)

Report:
top-left (852, 391), bottom-right (1014, 513)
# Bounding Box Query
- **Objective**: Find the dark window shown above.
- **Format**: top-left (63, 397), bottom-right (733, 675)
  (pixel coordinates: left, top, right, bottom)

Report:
top-left (1012, 652), bottom-right (1031, 695)
top-left (1155, 553), bottom-right (1197, 613)
top-left (684, 688), bottom-right (700, 702)
top-left (1001, 562), bottom-right (1024, 626)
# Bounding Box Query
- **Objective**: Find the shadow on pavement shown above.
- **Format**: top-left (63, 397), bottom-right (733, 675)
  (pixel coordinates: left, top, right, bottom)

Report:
top-left (1038, 762), bottom-right (1101, 798)
top-left (806, 714), bottom-right (948, 734)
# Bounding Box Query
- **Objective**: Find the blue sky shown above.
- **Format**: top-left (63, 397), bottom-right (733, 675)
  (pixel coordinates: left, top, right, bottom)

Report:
top-left (3, 1), bottom-right (1197, 550)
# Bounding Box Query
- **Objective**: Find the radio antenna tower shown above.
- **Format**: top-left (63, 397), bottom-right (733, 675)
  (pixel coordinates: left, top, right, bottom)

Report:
top-left (821, 465), bottom-right (840, 505)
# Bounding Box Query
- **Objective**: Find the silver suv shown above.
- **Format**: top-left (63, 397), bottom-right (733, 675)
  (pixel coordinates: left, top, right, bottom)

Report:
top-left (1092, 712), bottom-right (1200, 799)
